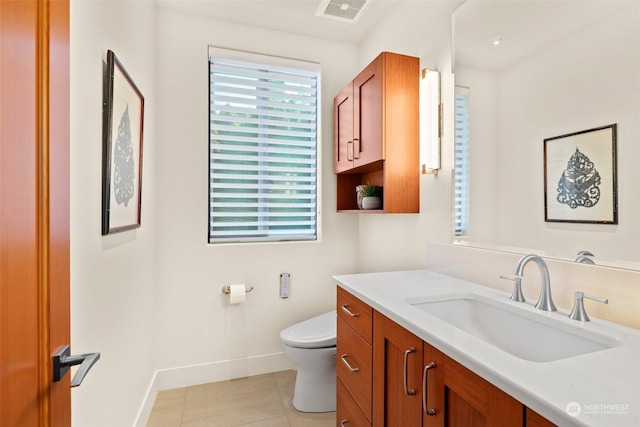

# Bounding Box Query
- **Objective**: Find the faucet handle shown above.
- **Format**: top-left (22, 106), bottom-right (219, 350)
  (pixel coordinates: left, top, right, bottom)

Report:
top-left (500, 274), bottom-right (526, 302)
top-left (568, 291), bottom-right (609, 322)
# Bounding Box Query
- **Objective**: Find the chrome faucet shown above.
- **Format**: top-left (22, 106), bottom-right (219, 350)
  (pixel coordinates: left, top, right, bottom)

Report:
top-left (513, 254), bottom-right (557, 312)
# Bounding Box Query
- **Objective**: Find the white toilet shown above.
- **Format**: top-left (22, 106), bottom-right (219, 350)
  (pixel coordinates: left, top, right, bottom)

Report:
top-left (280, 310), bottom-right (336, 412)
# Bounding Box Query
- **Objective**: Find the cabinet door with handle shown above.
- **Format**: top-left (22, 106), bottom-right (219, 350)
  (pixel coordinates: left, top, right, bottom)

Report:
top-left (373, 312), bottom-right (423, 427)
top-left (334, 82), bottom-right (354, 174)
top-left (353, 56), bottom-right (383, 168)
top-left (422, 342), bottom-right (445, 427)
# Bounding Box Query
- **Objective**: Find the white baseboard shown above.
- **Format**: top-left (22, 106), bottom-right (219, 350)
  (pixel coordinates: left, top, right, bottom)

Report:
top-left (133, 352), bottom-right (293, 427)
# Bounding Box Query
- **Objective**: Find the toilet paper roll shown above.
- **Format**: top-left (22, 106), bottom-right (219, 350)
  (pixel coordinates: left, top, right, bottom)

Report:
top-left (229, 284), bottom-right (246, 305)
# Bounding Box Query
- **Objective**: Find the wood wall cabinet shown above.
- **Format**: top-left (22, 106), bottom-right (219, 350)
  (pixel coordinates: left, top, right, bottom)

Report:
top-left (333, 52), bottom-right (420, 213)
top-left (337, 289), bottom-right (558, 427)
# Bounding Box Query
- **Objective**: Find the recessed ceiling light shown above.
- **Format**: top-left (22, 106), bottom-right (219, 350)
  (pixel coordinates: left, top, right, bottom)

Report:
top-left (340, 3), bottom-right (349, 11)
top-left (489, 36), bottom-right (504, 47)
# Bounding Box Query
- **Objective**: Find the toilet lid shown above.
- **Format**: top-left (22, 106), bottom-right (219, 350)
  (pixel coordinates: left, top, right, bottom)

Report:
top-left (280, 310), bottom-right (336, 349)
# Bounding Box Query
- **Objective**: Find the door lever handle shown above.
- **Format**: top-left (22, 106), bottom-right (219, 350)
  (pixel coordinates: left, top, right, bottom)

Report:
top-left (53, 345), bottom-right (101, 387)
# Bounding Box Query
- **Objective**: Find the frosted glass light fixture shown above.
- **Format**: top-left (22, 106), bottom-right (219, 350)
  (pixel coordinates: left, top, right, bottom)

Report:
top-left (420, 68), bottom-right (442, 174)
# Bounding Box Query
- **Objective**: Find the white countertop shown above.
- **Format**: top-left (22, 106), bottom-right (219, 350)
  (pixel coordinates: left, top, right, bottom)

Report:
top-left (333, 269), bottom-right (640, 427)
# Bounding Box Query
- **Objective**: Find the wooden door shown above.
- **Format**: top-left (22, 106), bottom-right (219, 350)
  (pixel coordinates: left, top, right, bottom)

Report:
top-left (353, 55), bottom-right (382, 168)
top-left (334, 82), bottom-right (354, 174)
top-left (422, 342), bottom-right (445, 427)
top-left (0, 0), bottom-right (71, 425)
top-left (443, 356), bottom-right (522, 427)
top-left (373, 312), bottom-right (423, 427)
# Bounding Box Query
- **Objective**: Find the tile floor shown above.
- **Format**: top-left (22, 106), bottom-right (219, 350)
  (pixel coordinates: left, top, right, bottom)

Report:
top-left (146, 370), bottom-right (336, 427)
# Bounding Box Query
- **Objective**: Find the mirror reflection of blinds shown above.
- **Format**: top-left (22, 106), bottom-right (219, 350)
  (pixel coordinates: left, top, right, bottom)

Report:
top-left (454, 86), bottom-right (470, 236)
top-left (208, 51), bottom-right (319, 243)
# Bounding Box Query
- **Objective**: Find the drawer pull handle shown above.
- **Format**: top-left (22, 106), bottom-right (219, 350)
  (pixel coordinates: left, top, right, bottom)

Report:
top-left (422, 362), bottom-right (436, 416)
top-left (341, 304), bottom-right (360, 317)
top-left (340, 354), bottom-right (359, 372)
top-left (403, 347), bottom-right (416, 396)
top-left (353, 138), bottom-right (360, 159)
top-left (340, 420), bottom-right (349, 426)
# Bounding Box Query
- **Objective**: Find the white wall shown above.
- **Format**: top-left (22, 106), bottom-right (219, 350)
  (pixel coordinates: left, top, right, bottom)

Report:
top-left (152, 6), bottom-right (360, 384)
top-left (70, 1), bottom-right (158, 426)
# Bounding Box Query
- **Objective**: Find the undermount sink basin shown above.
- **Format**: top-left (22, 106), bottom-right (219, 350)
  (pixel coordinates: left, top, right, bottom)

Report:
top-left (407, 294), bottom-right (620, 362)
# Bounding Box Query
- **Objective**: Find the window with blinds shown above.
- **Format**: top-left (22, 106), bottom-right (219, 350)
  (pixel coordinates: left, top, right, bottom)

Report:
top-left (454, 86), bottom-right (470, 236)
top-left (208, 48), bottom-right (320, 243)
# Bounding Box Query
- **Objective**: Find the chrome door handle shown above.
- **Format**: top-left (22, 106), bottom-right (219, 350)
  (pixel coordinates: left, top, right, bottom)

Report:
top-left (422, 362), bottom-right (436, 416)
top-left (340, 354), bottom-right (359, 372)
top-left (403, 347), bottom-right (416, 395)
top-left (53, 345), bottom-right (101, 387)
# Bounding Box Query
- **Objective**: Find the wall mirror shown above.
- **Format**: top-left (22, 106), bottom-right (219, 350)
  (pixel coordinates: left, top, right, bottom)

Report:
top-left (452, 0), bottom-right (640, 270)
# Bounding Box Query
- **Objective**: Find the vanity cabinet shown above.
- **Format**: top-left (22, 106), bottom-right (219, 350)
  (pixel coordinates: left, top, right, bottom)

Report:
top-left (337, 289), bottom-right (558, 427)
top-left (336, 287), bottom-right (373, 425)
top-left (333, 51), bottom-right (420, 213)
top-left (373, 311), bottom-right (525, 426)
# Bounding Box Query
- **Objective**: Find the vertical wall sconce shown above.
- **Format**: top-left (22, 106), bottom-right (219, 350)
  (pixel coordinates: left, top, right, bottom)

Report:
top-left (420, 68), bottom-right (442, 174)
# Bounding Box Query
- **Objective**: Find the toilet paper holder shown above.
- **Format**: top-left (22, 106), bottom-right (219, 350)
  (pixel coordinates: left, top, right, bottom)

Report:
top-left (221, 285), bottom-right (254, 294)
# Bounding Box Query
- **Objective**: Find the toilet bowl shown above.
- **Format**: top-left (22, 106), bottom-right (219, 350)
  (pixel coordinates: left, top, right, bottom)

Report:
top-left (280, 310), bottom-right (336, 412)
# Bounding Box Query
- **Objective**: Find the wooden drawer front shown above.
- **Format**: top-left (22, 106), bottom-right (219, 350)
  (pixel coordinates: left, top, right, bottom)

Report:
top-left (337, 317), bottom-right (372, 420)
top-left (337, 287), bottom-right (373, 344)
top-left (337, 378), bottom-right (371, 427)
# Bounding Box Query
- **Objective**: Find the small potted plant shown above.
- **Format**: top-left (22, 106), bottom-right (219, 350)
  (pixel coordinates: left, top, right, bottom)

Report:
top-left (361, 184), bottom-right (382, 210)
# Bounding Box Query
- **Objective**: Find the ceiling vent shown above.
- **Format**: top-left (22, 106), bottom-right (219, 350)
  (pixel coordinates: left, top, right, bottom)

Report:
top-left (315, 0), bottom-right (370, 23)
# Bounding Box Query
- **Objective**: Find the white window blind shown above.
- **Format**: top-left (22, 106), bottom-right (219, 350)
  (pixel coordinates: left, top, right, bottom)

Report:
top-left (208, 48), bottom-right (320, 243)
top-left (454, 86), bottom-right (470, 236)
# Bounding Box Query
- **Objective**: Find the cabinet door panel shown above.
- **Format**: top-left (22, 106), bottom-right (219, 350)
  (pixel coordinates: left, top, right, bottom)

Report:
top-left (354, 57), bottom-right (382, 168)
top-left (446, 390), bottom-right (486, 427)
top-left (373, 312), bottom-right (423, 427)
top-left (444, 357), bottom-right (523, 427)
top-left (334, 82), bottom-right (353, 174)
top-left (423, 342), bottom-right (445, 427)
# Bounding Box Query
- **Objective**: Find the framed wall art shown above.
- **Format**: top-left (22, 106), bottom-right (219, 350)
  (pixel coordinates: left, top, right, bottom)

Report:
top-left (544, 124), bottom-right (617, 224)
top-left (102, 50), bottom-right (145, 235)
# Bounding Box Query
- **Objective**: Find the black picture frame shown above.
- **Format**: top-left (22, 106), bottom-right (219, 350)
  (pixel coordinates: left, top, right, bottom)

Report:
top-left (102, 50), bottom-right (145, 235)
top-left (544, 124), bottom-right (617, 224)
